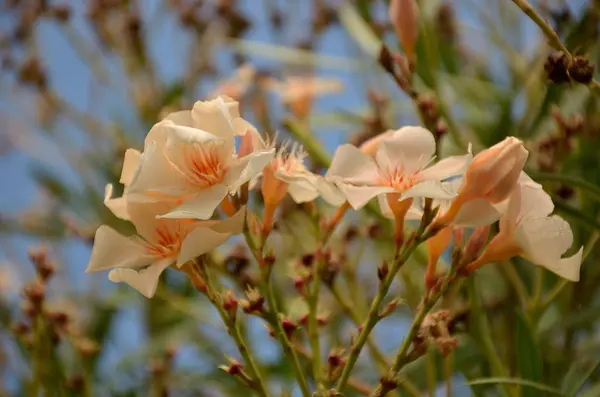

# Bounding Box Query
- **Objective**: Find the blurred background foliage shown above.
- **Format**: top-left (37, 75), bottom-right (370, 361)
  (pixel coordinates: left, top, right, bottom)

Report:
top-left (0, 0), bottom-right (599, 396)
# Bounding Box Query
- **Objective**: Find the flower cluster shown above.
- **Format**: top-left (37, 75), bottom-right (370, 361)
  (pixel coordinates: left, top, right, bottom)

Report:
top-left (86, 95), bottom-right (583, 299)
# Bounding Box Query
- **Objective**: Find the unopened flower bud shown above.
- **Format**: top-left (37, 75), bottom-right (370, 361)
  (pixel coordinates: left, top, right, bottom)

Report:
top-left (378, 261), bottom-right (389, 281)
top-left (23, 282), bottom-right (45, 311)
top-left (328, 348), bottom-right (346, 367)
top-left (425, 226), bottom-right (453, 290)
top-left (545, 52), bottom-right (570, 84)
top-left (222, 290), bottom-right (238, 321)
top-left (379, 298), bottom-right (403, 318)
top-left (568, 56), bottom-right (595, 85)
top-left (389, 0), bottom-right (419, 64)
top-left (219, 357), bottom-right (244, 375)
top-left (462, 225), bottom-right (491, 265)
top-left (281, 317), bottom-right (298, 339)
top-left (239, 287), bottom-right (264, 314)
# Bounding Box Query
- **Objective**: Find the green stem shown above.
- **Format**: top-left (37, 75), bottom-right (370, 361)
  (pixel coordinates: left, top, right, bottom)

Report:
top-left (282, 118), bottom-right (331, 168)
top-left (242, 229), bottom-right (311, 397)
top-left (264, 279), bottom-right (312, 397)
top-left (335, 234), bottom-right (425, 392)
top-left (308, 254), bottom-right (324, 390)
top-left (509, 0), bottom-right (572, 62)
top-left (500, 261), bottom-right (530, 305)
top-left (199, 264), bottom-right (271, 397)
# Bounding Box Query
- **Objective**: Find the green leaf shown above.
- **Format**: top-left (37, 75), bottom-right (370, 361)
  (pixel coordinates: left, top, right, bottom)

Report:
top-left (515, 311), bottom-right (543, 397)
top-left (465, 378), bottom-right (565, 396)
top-left (561, 356), bottom-right (600, 396)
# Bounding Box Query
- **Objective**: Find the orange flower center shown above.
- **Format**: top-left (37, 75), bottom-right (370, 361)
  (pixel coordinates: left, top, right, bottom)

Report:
top-left (138, 223), bottom-right (192, 259)
top-left (380, 168), bottom-right (418, 192)
top-left (181, 143), bottom-right (228, 188)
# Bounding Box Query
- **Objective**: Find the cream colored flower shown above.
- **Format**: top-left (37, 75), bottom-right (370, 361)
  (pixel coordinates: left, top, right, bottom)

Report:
top-left (467, 176), bottom-right (582, 281)
top-left (267, 76), bottom-right (344, 119)
top-left (86, 202), bottom-right (245, 298)
top-left (208, 64), bottom-right (256, 101)
top-left (235, 120), bottom-right (345, 208)
top-left (124, 96), bottom-right (274, 220)
top-left (437, 137), bottom-right (528, 225)
top-left (327, 126), bottom-right (472, 219)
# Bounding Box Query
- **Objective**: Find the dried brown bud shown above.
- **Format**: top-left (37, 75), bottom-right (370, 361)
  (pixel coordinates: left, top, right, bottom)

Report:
top-left (17, 57), bottom-right (47, 90)
top-left (367, 222), bottom-right (382, 239)
top-left (379, 298), bottom-right (403, 318)
top-left (344, 225), bottom-right (359, 242)
top-left (300, 253), bottom-right (314, 268)
top-left (568, 56), bottom-right (595, 85)
top-left (378, 261), bottom-right (389, 281)
top-left (219, 358), bottom-right (244, 375)
top-left (222, 290), bottom-right (238, 320)
top-left (48, 311), bottom-right (69, 329)
top-left (328, 348), bottom-right (345, 367)
top-left (48, 4), bottom-right (71, 23)
top-left (239, 287), bottom-right (264, 314)
top-left (66, 375), bottom-right (84, 391)
top-left (281, 317), bottom-right (298, 339)
top-left (263, 254), bottom-right (276, 268)
top-left (11, 321), bottom-right (29, 336)
top-left (23, 282), bottom-right (45, 309)
top-left (545, 52), bottom-right (570, 84)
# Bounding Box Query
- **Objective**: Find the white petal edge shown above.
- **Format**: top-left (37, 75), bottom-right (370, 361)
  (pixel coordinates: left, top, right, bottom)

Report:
top-left (108, 258), bottom-right (173, 298)
top-left (326, 144), bottom-right (380, 185)
top-left (158, 184), bottom-right (229, 220)
top-left (104, 184), bottom-right (130, 220)
top-left (86, 226), bottom-right (150, 273)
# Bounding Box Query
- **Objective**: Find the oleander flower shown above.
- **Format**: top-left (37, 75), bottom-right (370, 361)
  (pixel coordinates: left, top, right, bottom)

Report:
top-left (104, 148), bottom-right (141, 220)
top-left (208, 64), bottom-right (256, 101)
top-left (124, 96), bottom-right (275, 220)
top-left (437, 137), bottom-right (528, 225)
top-left (235, 119), bottom-right (345, 208)
top-left (267, 76), bottom-right (344, 119)
top-left (466, 176), bottom-right (583, 281)
top-left (86, 202), bottom-right (245, 298)
top-left (326, 126), bottom-right (471, 226)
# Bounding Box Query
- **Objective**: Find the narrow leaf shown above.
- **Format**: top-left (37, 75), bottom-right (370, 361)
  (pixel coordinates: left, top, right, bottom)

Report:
top-left (466, 378), bottom-right (565, 396)
top-left (515, 311), bottom-right (543, 397)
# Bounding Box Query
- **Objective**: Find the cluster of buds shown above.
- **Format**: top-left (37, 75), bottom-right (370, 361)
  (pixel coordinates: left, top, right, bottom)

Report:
top-left (239, 287), bottom-right (264, 315)
top-left (537, 107), bottom-right (584, 177)
top-left (414, 310), bottom-right (458, 357)
top-left (545, 53), bottom-right (595, 85)
top-left (327, 347), bottom-right (346, 380)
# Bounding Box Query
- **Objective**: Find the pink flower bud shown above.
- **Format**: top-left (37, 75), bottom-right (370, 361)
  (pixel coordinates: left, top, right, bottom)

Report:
top-left (438, 137), bottom-right (528, 224)
top-left (462, 225), bottom-right (491, 265)
top-left (389, 0), bottom-right (419, 64)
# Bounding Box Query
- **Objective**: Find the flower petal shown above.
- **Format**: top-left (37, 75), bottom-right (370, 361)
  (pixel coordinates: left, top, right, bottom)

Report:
top-left (120, 149), bottom-right (142, 185)
top-left (108, 258), bottom-right (172, 298)
top-left (377, 126), bottom-right (436, 173)
top-left (517, 184), bottom-right (554, 221)
top-left (402, 180), bottom-right (456, 200)
top-left (176, 227), bottom-right (232, 266)
top-left (516, 215), bottom-right (582, 281)
top-left (452, 199), bottom-right (500, 227)
top-left (338, 184), bottom-right (392, 209)
top-left (191, 96), bottom-right (240, 139)
top-left (225, 149), bottom-right (275, 193)
top-left (104, 184), bottom-right (130, 220)
top-left (327, 144), bottom-right (380, 185)
top-left (164, 110), bottom-right (194, 128)
top-left (126, 140), bottom-right (191, 201)
top-left (86, 226), bottom-right (150, 273)
top-left (313, 176), bottom-right (346, 206)
top-left (158, 184), bottom-right (229, 220)
top-left (418, 151), bottom-right (472, 182)
top-left (208, 206), bottom-right (246, 234)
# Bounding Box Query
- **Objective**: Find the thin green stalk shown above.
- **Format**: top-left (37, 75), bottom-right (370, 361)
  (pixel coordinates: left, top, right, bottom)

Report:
top-left (370, 277), bottom-right (452, 397)
top-left (529, 266), bottom-right (545, 309)
top-left (308, 256), bottom-right (324, 390)
top-left (509, 0), bottom-right (572, 61)
top-left (283, 118), bottom-right (331, 168)
top-left (335, 234), bottom-right (424, 392)
top-left (500, 261), bottom-right (530, 305)
top-left (264, 279), bottom-right (312, 397)
top-left (242, 228), bottom-right (311, 397)
top-left (198, 264), bottom-right (271, 397)
top-left (426, 349), bottom-right (436, 397)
